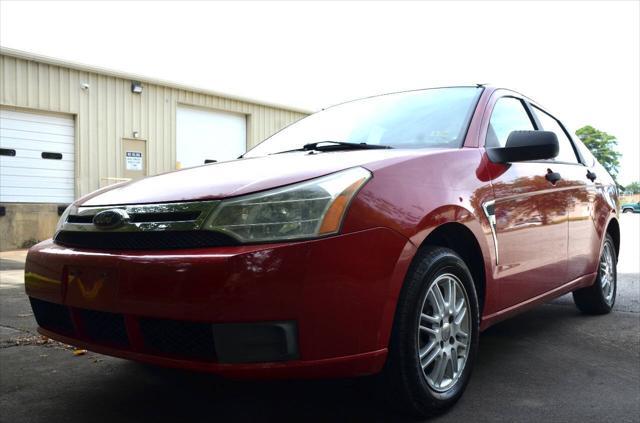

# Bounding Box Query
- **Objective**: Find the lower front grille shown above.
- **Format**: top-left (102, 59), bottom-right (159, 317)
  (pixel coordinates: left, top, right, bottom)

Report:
top-left (78, 308), bottom-right (129, 347)
top-left (54, 230), bottom-right (239, 251)
top-left (139, 317), bottom-right (216, 361)
top-left (28, 299), bottom-right (297, 364)
top-left (30, 297), bottom-right (74, 334)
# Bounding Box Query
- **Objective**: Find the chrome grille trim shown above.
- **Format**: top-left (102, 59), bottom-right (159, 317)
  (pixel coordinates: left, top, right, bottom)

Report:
top-left (60, 201), bottom-right (220, 233)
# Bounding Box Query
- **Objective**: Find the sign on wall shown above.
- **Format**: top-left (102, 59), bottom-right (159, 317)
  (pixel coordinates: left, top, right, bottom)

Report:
top-left (125, 151), bottom-right (143, 171)
top-left (122, 139), bottom-right (147, 180)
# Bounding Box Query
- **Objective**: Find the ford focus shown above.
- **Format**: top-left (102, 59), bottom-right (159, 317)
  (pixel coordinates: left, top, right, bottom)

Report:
top-left (25, 85), bottom-right (619, 417)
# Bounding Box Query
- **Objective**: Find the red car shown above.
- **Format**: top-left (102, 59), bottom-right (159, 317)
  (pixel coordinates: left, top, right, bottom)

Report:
top-left (25, 86), bottom-right (619, 417)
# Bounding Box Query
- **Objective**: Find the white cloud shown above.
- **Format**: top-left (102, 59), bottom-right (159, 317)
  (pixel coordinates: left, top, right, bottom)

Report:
top-left (1, 0), bottom-right (638, 183)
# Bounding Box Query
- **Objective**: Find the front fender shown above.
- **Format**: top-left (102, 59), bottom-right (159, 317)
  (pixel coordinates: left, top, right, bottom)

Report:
top-left (342, 149), bottom-right (499, 335)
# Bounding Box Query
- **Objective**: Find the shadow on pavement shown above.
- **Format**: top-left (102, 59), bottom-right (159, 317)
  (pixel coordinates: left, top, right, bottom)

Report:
top-left (17, 303), bottom-right (633, 423)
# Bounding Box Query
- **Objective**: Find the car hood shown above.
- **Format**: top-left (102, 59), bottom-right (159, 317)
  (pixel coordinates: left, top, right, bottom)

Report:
top-left (78, 149), bottom-right (445, 206)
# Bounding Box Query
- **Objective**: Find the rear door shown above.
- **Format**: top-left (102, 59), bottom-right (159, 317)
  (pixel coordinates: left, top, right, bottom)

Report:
top-left (528, 105), bottom-right (598, 281)
top-left (483, 94), bottom-right (569, 309)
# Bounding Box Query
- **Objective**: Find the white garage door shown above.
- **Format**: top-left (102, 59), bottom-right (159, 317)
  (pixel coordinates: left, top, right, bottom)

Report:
top-left (0, 108), bottom-right (75, 203)
top-left (176, 105), bottom-right (246, 169)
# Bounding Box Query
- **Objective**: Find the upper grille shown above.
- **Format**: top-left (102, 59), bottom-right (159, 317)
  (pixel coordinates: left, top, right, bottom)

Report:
top-left (67, 211), bottom-right (201, 224)
top-left (66, 215), bottom-right (94, 224)
top-left (54, 230), bottom-right (239, 250)
top-left (54, 200), bottom-right (230, 250)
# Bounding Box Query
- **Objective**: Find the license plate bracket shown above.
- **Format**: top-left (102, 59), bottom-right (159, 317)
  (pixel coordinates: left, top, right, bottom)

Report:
top-left (64, 266), bottom-right (118, 308)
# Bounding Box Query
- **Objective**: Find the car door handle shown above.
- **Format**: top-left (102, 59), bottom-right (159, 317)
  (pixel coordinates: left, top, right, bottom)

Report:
top-left (586, 170), bottom-right (597, 182)
top-left (545, 169), bottom-right (561, 184)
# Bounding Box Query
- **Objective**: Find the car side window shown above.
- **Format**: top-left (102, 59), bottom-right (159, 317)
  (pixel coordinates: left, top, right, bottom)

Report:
top-left (486, 97), bottom-right (535, 148)
top-left (531, 106), bottom-right (580, 164)
top-left (573, 136), bottom-right (595, 167)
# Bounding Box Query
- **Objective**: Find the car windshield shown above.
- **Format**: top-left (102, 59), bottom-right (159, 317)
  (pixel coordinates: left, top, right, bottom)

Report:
top-left (244, 87), bottom-right (482, 157)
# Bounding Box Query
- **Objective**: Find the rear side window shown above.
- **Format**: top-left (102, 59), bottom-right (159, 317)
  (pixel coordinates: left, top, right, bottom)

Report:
top-left (574, 136), bottom-right (595, 167)
top-left (486, 97), bottom-right (535, 148)
top-left (531, 107), bottom-right (579, 164)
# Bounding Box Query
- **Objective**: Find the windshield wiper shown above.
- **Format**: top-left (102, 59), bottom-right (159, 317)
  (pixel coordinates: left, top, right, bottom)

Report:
top-left (273, 141), bottom-right (393, 155)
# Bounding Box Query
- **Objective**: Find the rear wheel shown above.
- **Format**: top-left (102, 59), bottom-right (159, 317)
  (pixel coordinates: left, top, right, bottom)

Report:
top-left (382, 247), bottom-right (479, 418)
top-left (622, 208), bottom-right (632, 213)
top-left (572, 234), bottom-right (617, 314)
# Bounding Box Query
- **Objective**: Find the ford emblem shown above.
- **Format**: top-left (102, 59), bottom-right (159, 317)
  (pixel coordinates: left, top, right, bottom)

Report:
top-left (93, 209), bottom-right (129, 229)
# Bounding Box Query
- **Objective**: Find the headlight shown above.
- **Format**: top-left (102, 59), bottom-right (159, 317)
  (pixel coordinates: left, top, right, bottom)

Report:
top-left (203, 167), bottom-right (371, 242)
top-left (55, 204), bottom-right (76, 233)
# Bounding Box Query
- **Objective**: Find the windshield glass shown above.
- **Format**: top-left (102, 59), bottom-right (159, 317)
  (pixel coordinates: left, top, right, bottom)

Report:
top-left (244, 87), bottom-right (481, 157)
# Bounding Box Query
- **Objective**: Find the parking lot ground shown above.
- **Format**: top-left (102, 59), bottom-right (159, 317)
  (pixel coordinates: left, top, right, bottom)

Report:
top-left (1, 215), bottom-right (639, 422)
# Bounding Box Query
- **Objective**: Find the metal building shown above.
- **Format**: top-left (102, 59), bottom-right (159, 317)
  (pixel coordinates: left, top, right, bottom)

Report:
top-left (0, 48), bottom-right (309, 250)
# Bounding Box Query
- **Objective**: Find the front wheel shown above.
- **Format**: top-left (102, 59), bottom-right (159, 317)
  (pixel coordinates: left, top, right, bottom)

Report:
top-left (622, 208), bottom-right (632, 213)
top-left (382, 247), bottom-right (479, 418)
top-left (572, 233), bottom-right (617, 314)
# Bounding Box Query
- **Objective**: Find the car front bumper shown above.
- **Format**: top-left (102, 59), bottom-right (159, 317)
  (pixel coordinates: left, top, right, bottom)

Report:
top-left (25, 228), bottom-right (414, 378)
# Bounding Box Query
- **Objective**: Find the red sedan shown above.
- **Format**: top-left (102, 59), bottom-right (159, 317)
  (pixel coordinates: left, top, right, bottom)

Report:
top-left (25, 85), bottom-right (619, 417)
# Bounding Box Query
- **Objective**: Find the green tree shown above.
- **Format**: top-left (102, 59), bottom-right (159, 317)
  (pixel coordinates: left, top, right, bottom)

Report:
top-left (575, 125), bottom-right (621, 180)
top-left (624, 181), bottom-right (640, 194)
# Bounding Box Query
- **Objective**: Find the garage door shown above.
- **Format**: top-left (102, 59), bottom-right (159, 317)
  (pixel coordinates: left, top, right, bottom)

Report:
top-left (176, 105), bottom-right (246, 168)
top-left (0, 108), bottom-right (75, 203)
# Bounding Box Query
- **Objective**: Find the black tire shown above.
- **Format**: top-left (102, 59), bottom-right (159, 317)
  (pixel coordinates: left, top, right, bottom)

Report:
top-left (572, 234), bottom-right (617, 315)
top-left (381, 246), bottom-right (480, 418)
top-left (622, 208), bottom-right (631, 213)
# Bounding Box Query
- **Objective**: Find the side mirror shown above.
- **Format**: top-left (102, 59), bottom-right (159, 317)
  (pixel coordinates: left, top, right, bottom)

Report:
top-left (487, 130), bottom-right (559, 164)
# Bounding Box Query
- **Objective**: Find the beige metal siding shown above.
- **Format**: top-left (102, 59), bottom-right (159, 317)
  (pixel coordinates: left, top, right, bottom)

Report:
top-left (0, 52), bottom-right (308, 198)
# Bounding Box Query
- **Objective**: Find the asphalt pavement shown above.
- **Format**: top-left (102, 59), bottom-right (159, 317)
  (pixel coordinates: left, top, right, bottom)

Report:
top-left (1, 215), bottom-right (638, 422)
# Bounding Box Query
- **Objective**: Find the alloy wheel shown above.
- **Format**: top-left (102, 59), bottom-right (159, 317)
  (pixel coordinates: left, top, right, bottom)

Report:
top-left (599, 242), bottom-right (615, 305)
top-left (417, 273), bottom-right (471, 392)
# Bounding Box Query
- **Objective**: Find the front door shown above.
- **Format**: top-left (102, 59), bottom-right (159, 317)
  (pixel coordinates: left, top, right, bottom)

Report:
top-left (483, 95), bottom-right (569, 310)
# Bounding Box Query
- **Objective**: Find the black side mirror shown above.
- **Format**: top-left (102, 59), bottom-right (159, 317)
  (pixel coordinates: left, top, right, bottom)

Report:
top-left (487, 130), bottom-right (559, 164)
